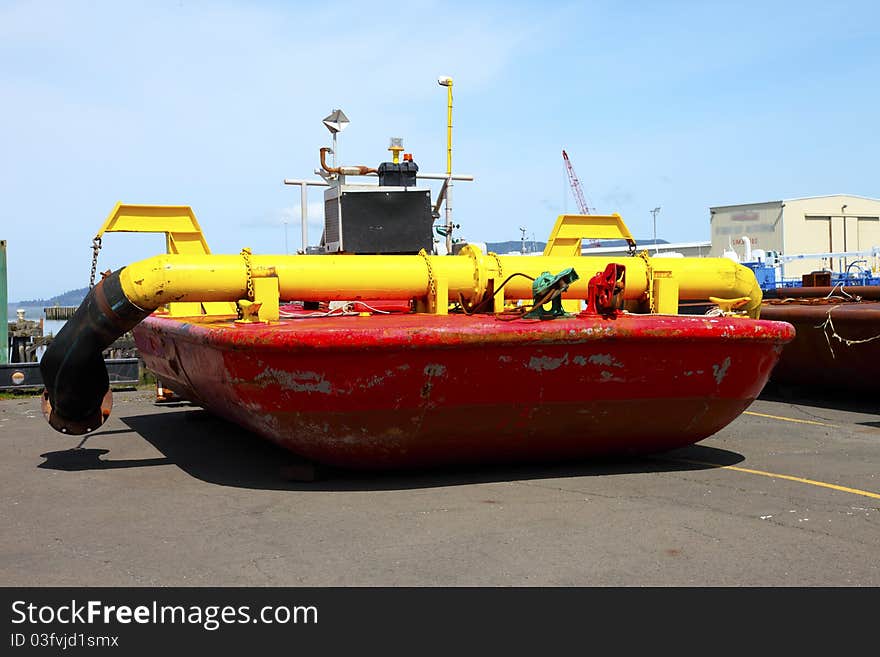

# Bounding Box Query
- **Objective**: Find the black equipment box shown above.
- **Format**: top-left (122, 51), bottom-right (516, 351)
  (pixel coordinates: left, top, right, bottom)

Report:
top-left (324, 187), bottom-right (433, 254)
top-left (378, 160), bottom-right (419, 187)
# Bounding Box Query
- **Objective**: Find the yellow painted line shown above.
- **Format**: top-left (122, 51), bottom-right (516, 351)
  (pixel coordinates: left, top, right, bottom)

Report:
top-left (743, 410), bottom-right (837, 428)
top-left (670, 458), bottom-right (880, 501)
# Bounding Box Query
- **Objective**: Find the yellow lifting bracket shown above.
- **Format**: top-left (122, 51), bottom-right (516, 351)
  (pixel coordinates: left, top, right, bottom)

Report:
top-left (542, 214), bottom-right (637, 258)
top-left (543, 214), bottom-right (638, 312)
top-left (95, 203), bottom-right (238, 318)
top-left (96, 203), bottom-right (212, 254)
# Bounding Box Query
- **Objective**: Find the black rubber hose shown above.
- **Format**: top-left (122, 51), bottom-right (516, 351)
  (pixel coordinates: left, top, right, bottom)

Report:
top-left (40, 269), bottom-right (152, 435)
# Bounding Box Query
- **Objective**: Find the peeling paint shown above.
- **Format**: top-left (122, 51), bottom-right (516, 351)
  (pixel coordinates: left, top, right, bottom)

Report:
top-left (528, 354), bottom-right (569, 371)
top-left (587, 353), bottom-right (624, 368)
top-left (360, 374), bottom-right (387, 389)
top-left (712, 357), bottom-right (731, 385)
top-left (256, 368), bottom-right (332, 394)
top-left (423, 364), bottom-right (447, 377)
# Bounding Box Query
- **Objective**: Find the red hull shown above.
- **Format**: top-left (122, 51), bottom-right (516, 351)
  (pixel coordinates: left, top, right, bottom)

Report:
top-left (133, 313), bottom-right (794, 469)
top-left (761, 300), bottom-right (880, 394)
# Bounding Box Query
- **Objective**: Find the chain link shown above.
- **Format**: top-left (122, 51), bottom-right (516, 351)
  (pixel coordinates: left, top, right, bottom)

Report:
top-left (240, 247), bottom-right (255, 301)
top-left (89, 236), bottom-right (102, 289)
top-left (418, 249), bottom-right (437, 309)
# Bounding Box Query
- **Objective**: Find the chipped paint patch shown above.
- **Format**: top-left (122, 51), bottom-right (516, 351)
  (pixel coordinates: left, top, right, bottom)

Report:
top-left (423, 364), bottom-right (447, 377)
top-left (587, 353), bottom-right (623, 368)
top-left (712, 357), bottom-right (731, 385)
top-left (498, 355), bottom-right (513, 363)
top-left (528, 353), bottom-right (569, 371)
top-left (256, 368), bottom-right (332, 394)
top-left (360, 373), bottom-right (388, 389)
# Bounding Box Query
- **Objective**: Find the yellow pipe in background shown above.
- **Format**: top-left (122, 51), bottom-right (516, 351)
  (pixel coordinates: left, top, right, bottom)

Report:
top-left (117, 250), bottom-right (763, 318)
top-left (438, 76), bottom-right (453, 175)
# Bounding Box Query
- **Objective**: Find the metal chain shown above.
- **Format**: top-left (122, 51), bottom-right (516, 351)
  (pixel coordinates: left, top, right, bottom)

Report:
top-left (240, 247), bottom-right (255, 300)
top-left (418, 249), bottom-right (437, 308)
top-left (89, 236), bottom-right (102, 289)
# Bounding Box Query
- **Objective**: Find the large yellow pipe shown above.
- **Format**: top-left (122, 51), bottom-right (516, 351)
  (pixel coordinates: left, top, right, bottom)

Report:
top-left (118, 251), bottom-right (762, 317)
top-left (42, 249), bottom-right (761, 435)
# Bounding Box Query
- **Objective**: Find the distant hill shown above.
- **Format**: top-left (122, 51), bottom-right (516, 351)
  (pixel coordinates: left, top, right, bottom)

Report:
top-left (7, 287), bottom-right (88, 321)
top-left (17, 287), bottom-right (89, 308)
top-left (484, 238), bottom-right (669, 254)
top-left (484, 240), bottom-right (548, 254)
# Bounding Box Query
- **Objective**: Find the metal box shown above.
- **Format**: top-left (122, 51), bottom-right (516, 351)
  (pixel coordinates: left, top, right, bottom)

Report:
top-left (323, 185), bottom-right (433, 254)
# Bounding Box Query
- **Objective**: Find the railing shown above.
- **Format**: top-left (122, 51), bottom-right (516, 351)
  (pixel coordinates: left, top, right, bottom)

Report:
top-left (283, 171), bottom-right (474, 254)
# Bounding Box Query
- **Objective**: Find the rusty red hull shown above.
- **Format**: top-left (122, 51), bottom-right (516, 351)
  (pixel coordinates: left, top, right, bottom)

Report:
top-left (761, 299), bottom-right (880, 394)
top-left (132, 313), bottom-right (794, 469)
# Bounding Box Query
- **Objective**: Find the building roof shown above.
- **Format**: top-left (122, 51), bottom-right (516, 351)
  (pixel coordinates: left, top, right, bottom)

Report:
top-left (711, 194), bottom-right (880, 211)
top-left (783, 194), bottom-right (880, 203)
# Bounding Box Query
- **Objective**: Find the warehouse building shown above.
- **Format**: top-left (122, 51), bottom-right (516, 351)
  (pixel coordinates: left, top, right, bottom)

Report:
top-left (710, 194), bottom-right (880, 279)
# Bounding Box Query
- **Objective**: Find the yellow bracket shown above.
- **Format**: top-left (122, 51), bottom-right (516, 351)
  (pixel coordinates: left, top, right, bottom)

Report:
top-left (253, 277), bottom-right (280, 321)
top-left (652, 271), bottom-right (679, 314)
top-left (96, 203), bottom-right (237, 317)
top-left (542, 214), bottom-right (637, 313)
top-left (235, 300), bottom-right (264, 324)
top-left (543, 214), bottom-right (637, 258)
top-left (97, 203), bottom-right (212, 255)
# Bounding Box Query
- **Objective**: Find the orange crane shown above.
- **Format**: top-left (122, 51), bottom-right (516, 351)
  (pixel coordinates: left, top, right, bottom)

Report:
top-left (562, 149), bottom-right (600, 247)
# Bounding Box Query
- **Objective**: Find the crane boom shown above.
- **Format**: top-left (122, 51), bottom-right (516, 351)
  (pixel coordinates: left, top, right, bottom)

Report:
top-left (562, 149), bottom-right (594, 214)
top-left (562, 149), bottom-right (599, 247)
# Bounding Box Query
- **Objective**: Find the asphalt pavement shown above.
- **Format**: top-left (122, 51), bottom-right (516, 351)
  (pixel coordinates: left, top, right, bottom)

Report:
top-left (1, 386), bottom-right (878, 586)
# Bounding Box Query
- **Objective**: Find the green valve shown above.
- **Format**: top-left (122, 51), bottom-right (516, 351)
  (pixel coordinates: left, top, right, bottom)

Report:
top-left (524, 267), bottom-right (579, 320)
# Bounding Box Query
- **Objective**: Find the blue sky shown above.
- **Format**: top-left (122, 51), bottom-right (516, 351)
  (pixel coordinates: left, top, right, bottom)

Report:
top-left (2, 0), bottom-right (878, 300)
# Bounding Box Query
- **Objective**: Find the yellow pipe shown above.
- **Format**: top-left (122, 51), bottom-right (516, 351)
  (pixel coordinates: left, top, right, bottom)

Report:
top-left (444, 79), bottom-right (453, 175)
top-left (118, 251), bottom-right (762, 318)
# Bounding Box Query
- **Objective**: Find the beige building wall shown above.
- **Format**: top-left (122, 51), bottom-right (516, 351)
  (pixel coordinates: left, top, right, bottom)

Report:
top-left (710, 201), bottom-right (784, 260)
top-left (711, 195), bottom-right (880, 280)
top-left (779, 195), bottom-right (880, 278)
